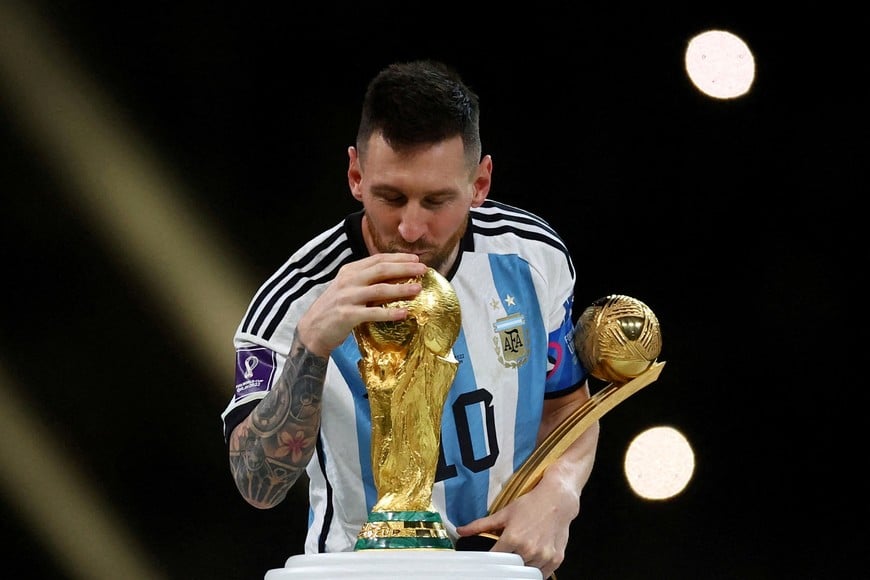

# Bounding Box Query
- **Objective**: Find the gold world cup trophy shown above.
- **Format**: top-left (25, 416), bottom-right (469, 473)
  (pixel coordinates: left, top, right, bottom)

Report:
top-left (353, 267), bottom-right (461, 550)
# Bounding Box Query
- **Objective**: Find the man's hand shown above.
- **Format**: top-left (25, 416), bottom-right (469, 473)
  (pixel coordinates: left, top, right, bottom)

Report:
top-left (456, 465), bottom-right (582, 579)
top-left (296, 253), bottom-right (428, 357)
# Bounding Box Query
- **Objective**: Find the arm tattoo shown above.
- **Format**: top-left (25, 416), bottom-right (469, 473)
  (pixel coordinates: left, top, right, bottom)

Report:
top-left (229, 331), bottom-right (328, 507)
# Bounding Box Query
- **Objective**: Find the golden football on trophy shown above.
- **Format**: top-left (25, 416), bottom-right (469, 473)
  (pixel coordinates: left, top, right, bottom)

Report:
top-left (575, 294), bottom-right (662, 384)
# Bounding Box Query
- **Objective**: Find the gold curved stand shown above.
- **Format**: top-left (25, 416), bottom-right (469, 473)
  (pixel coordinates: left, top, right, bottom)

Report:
top-left (489, 361), bottom-right (665, 513)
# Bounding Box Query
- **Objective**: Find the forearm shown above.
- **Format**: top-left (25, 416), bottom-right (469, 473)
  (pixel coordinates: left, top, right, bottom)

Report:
top-left (228, 331), bottom-right (328, 508)
top-left (538, 419), bottom-right (599, 505)
top-left (536, 383), bottom-right (600, 503)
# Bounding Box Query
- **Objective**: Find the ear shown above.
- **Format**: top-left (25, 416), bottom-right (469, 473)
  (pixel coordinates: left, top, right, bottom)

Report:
top-left (470, 154), bottom-right (493, 207)
top-left (348, 146), bottom-right (364, 201)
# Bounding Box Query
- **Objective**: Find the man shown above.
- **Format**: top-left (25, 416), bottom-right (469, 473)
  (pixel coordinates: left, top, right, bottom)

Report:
top-left (221, 59), bottom-right (599, 579)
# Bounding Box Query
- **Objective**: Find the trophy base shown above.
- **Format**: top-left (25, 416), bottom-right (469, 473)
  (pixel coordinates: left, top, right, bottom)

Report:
top-left (354, 510), bottom-right (454, 550)
top-left (265, 551), bottom-right (543, 579)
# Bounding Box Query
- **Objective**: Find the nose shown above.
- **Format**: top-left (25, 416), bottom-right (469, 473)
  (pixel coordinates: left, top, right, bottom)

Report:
top-left (397, 205), bottom-right (427, 243)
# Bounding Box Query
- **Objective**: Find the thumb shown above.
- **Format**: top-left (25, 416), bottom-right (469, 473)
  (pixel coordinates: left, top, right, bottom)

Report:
top-left (456, 512), bottom-right (502, 536)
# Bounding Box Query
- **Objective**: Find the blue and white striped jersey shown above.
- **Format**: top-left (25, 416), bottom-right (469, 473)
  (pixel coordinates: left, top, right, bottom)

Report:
top-left (221, 199), bottom-right (587, 554)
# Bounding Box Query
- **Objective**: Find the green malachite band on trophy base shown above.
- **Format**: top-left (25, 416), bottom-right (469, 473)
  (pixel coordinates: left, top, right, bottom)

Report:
top-left (354, 510), bottom-right (454, 551)
top-left (354, 536), bottom-right (454, 550)
top-left (367, 511), bottom-right (443, 522)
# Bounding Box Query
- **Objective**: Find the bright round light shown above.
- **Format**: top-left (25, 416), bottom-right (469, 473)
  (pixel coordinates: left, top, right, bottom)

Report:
top-left (624, 425), bottom-right (695, 500)
top-left (685, 29), bottom-right (755, 99)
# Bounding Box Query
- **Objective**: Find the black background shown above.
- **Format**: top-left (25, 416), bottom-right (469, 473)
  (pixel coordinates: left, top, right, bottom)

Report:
top-left (1, 2), bottom-right (862, 579)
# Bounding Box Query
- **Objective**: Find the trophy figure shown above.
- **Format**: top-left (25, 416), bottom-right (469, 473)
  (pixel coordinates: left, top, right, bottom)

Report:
top-left (353, 267), bottom-right (462, 550)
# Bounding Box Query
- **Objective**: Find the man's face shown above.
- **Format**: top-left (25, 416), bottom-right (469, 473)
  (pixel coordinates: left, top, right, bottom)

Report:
top-left (348, 134), bottom-right (491, 274)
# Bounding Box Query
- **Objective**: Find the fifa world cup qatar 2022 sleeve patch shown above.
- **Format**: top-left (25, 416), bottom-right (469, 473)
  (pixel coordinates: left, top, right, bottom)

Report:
top-left (234, 347), bottom-right (277, 401)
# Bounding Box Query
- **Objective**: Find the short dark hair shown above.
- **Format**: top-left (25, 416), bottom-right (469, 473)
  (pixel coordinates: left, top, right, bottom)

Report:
top-left (356, 60), bottom-right (482, 167)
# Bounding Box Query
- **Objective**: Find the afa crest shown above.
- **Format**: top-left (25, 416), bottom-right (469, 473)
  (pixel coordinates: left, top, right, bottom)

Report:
top-left (492, 313), bottom-right (529, 368)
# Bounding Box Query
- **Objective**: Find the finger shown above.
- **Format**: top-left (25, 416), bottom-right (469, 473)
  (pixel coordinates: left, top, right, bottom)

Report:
top-left (490, 534), bottom-right (517, 555)
top-left (366, 252), bottom-right (422, 263)
top-left (332, 258), bottom-right (425, 295)
top-left (365, 260), bottom-right (428, 285)
top-left (456, 513), bottom-right (501, 536)
top-left (362, 279), bottom-right (423, 308)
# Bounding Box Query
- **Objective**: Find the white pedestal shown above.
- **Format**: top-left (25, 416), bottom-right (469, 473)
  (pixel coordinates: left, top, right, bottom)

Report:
top-left (264, 550), bottom-right (543, 580)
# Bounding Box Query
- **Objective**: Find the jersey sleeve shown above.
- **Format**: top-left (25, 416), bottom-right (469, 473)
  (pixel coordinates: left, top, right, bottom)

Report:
top-left (221, 342), bottom-right (285, 443)
top-left (544, 293), bottom-right (587, 397)
top-left (219, 218), bottom-right (352, 442)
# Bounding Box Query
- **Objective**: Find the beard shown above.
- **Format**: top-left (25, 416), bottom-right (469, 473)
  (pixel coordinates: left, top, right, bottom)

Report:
top-left (366, 217), bottom-right (467, 274)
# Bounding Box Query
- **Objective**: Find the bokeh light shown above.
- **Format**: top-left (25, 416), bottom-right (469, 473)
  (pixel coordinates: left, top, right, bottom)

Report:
top-left (624, 426), bottom-right (695, 500)
top-left (685, 29), bottom-right (755, 99)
